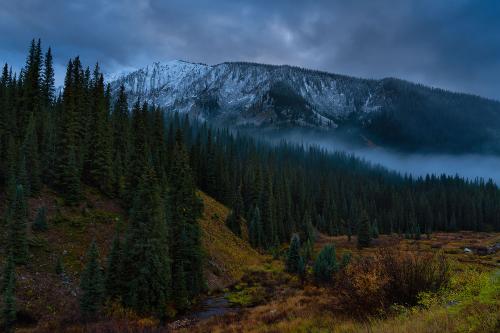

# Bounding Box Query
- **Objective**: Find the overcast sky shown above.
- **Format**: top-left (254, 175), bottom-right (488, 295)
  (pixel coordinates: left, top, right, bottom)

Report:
top-left (1, 0), bottom-right (499, 100)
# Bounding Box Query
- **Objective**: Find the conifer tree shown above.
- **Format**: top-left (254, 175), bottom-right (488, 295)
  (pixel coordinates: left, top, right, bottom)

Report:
top-left (225, 185), bottom-right (243, 236)
top-left (126, 100), bottom-right (149, 203)
top-left (248, 206), bottom-right (263, 248)
top-left (122, 168), bottom-right (171, 315)
top-left (340, 251), bottom-right (352, 269)
top-left (2, 259), bottom-right (16, 331)
top-left (168, 131), bottom-right (204, 306)
top-left (7, 185), bottom-right (28, 265)
top-left (357, 210), bottom-right (371, 248)
top-left (79, 241), bottom-right (104, 318)
top-left (1, 255), bottom-right (15, 293)
top-left (85, 67), bottom-right (113, 194)
top-left (285, 233), bottom-right (301, 274)
top-left (297, 255), bottom-right (306, 283)
top-left (32, 206), bottom-right (48, 231)
top-left (313, 244), bottom-right (338, 283)
top-left (111, 84), bottom-right (130, 197)
top-left (104, 231), bottom-right (123, 301)
top-left (371, 219), bottom-right (379, 239)
top-left (260, 172), bottom-right (277, 248)
top-left (41, 47), bottom-right (55, 107)
top-left (22, 113), bottom-right (41, 194)
top-left (56, 59), bottom-right (81, 204)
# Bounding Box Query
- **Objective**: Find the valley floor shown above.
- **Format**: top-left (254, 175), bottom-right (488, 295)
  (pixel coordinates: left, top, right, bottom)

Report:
top-left (181, 232), bottom-right (500, 333)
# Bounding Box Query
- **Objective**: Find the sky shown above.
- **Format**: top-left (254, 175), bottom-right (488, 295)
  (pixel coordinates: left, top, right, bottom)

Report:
top-left (1, 0), bottom-right (500, 100)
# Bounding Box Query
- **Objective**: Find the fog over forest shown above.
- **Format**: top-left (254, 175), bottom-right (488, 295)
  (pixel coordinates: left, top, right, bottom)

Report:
top-left (265, 132), bottom-right (500, 184)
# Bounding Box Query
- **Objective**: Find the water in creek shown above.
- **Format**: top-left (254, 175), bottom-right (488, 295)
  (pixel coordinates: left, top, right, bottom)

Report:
top-left (188, 295), bottom-right (239, 320)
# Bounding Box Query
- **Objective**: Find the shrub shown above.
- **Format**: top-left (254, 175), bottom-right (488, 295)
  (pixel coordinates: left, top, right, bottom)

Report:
top-left (339, 249), bottom-right (450, 313)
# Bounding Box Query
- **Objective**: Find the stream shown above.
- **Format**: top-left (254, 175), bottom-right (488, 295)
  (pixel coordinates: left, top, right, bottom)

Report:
top-left (168, 295), bottom-right (239, 329)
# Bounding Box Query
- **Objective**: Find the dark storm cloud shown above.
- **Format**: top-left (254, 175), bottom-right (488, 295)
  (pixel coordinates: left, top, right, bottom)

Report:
top-left (1, 0), bottom-right (499, 99)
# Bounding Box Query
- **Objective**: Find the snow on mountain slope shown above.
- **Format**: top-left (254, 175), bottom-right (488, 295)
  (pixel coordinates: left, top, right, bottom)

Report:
top-left (108, 60), bottom-right (386, 128)
top-left (108, 60), bottom-right (500, 155)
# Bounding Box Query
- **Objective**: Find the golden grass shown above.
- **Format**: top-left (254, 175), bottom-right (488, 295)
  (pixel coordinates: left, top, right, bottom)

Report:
top-left (197, 191), bottom-right (265, 290)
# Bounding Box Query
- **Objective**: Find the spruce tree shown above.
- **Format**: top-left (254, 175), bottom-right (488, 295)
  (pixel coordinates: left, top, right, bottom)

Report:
top-left (313, 244), bottom-right (338, 283)
top-left (56, 59), bottom-right (81, 204)
top-left (85, 68), bottom-right (113, 194)
top-left (285, 233), bottom-right (301, 274)
top-left (122, 168), bottom-right (171, 315)
top-left (7, 185), bottom-right (29, 265)
top-left (79, 241), bottom-right (104, 319)
top-left (248, 206), bottom-right (263, 248)
top-left (2, 261), bottom-right (16, 331)
top-left (371, 219), bottom-right (379, 239)
top-left (1, 255), bottom-right (15, 294)
top-left (41, 47), bottom-right (55, 106)
top-left (168, 131), bottom-right (204, 307)
top-left (104, 231), bottom-right (123, 301)
top-left (22, 113), bottom-right (41, 194)
top-left (260, 172), bottom-right (277, 248)
top-left (340, 251), bottom-right (352, 269)
top-left (225, 185), bottom-right (243, 236)
top-left (111, 84), bottom-right (130, 197)
top-left (32, 206), bottom-right (48, 231)
top-left (357, 210), bottom-right (371, 248)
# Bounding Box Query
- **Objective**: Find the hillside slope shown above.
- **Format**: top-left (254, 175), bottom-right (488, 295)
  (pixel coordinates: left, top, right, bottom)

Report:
top-left (0, 188), bottom-right (262, 329)
top-left (197, 191), bottom-right (264, 291)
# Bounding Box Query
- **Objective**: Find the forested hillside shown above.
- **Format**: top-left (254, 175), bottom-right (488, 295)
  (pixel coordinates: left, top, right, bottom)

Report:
top-left (1, 40), bottom-right (500, 330)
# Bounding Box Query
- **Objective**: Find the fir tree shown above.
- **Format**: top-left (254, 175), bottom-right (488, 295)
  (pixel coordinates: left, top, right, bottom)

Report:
top-left (85, 67), bottom-right (113, 194)
top-left (41, 47), bottom-right (55, 106)
top-left (122, 168), bottom-right (171, 315)
top-left (104, 231), bottom-right (123, 301)
top-left (297, 255), bottom-right (306, 283)
top-left (56, 59), bottom-right (81, 204)
top-left (79, 241), bottom-right (104, 318)
top-left (1, 255), bottom-right (15, 293)
top-left (22, 113), bottom-right (41, 194)
top-left (313, 244), bottom-right (338, 283)
top-left (32, 206), bottom-right (48, 231)
top-left (285, 233), bottom-right (301, 274)
top-left (111, 84), bottom-right (130, 197)
top-left (7, 185), bottom-right (29, 265)
top-left (371, 219), bottom-right (379, 239)
top-left (2, 260), bottom-right (16, 331)
top-left (225, 185), bottom-right (244, 236)
top-left (168, 131), bottom-right (204, 307)
top-left (357, 210), bottom-right (371, 248)
top-left (248, 206), bottom-right (263, 248)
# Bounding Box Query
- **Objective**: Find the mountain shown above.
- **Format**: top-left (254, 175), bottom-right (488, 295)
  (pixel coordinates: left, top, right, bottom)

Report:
top-left (109, 60), bottom-right (500, 154)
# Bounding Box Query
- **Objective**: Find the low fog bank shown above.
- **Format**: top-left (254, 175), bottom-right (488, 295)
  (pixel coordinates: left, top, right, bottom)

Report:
top-left (262, 131), bottom-right (500, 184)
